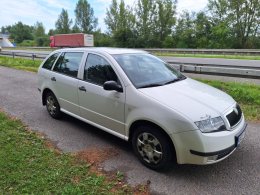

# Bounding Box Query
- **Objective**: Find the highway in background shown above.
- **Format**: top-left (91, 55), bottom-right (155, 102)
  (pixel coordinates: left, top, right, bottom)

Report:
top-left (1, 49), bottom-right (260, 78)
top-left (161, 56), bottom-right (260, 69)
top-left (2, 49), bottom-right (260, 67)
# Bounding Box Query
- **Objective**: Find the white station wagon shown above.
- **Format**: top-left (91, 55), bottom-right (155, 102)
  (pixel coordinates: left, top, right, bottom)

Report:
top-left (38, 48), bottom-right (247, 169)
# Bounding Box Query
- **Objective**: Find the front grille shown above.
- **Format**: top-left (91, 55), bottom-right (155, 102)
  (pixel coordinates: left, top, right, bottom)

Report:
top-left (226, 104), bottom-right (242, 128)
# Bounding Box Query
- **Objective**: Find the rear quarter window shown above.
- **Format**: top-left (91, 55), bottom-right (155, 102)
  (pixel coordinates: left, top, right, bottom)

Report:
top-left (42, 53), bottom-right (60, 70)
top-left (53, 52), bottom-right (84, 78)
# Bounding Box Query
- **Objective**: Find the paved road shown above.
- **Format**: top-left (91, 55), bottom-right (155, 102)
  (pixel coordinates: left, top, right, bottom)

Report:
top-left (161, 57), bottom-right (260, 69)
top-left (183, 73), bottom-right (260, 85)
top-left (0, 66), bottom-right (259, 195)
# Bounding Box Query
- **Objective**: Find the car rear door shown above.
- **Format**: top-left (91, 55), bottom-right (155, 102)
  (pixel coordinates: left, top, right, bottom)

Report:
top-left (77, 53), bottom-right (125, 136)
top-left (51, 51), bottom-right (84, 115)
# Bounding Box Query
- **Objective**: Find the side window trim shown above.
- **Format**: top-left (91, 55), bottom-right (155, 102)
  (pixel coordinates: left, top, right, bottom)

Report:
top-left (52, 51), bottom-right (84, 79)
top-left (50, 52), bottom-right (63, 71)
top-left (82, 52), bottom-right (123, 87)
top-left (42, 52), bottom-right (61, 71)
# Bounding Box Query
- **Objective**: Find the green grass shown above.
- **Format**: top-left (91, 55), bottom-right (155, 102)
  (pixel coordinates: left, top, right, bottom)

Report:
top-left (198, 79), bottom-right (260, 121)
top-left (154, 52), bottom-right (260, 60)
top-left (0, 112), bottom-right (127, 194)
top-left (0, 56), bottom-right (41, 72)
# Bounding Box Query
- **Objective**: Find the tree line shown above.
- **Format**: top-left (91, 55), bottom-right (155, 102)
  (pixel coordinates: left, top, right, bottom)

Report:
top-left (1, 0), bottom-right (260, 49)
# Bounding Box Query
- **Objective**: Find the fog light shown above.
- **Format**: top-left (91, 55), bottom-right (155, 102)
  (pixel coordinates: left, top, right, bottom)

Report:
top-left (207, 155), bottom-right (218, 162)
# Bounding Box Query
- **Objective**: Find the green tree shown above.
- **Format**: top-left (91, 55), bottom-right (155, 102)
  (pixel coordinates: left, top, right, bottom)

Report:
top-left (55, 9), bottom-right (72, 34)
top-left (48, 29), bottom-right (55, 36)
top-left (230, 0), bottom-right (260, 48)
top-left (75, 0), bottom-right (98, 33)
top-left (174, 11), bottom-right (196, 48)
top-left (8, 22), bottom-right (34, 43)
top-left (71, 24), bottom-right (81, 33)
top-left (105, 0), bottom-right (119, 34)
top-left (1, 26), bottom-right (11, 34)
top-left (33, 22), bottom-right (48, 47)
top-left (93, 30), bottom-right (113, 46)
top-left (154, 0), bottom-right (177, 46)
top-left (33, 22), bottom-right (45, 37)
top-left (105, 0), bottom-right (136, 47)
top-left (194, 12), bottom-right (211, 48)
top-left (135, 0), bottom-right (156, 47)
top-left (208, 0), bottom-right (260, 48)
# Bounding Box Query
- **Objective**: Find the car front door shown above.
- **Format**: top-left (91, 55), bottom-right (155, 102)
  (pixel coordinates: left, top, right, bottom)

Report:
top-left (78, 53), bottom-right (125, 136)
top-left (51, 52), bottom-right (84, 115)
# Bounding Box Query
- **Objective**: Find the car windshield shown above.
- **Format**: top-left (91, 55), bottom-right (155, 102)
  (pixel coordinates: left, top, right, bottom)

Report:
top-left (113, 53), bottom-right (186, 88)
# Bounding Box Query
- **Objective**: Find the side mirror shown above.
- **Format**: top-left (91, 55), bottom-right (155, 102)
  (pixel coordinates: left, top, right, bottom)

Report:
top-left (103, 81), bottom-right (123, 93)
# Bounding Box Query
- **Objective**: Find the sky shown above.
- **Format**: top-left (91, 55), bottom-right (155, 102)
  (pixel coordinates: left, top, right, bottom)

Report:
top-left (0, 0), bottom-right (208, 33)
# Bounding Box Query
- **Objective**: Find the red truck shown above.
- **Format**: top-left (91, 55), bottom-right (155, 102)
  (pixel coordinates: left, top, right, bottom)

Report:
top-left (50, 33), bottom-right (94, 47)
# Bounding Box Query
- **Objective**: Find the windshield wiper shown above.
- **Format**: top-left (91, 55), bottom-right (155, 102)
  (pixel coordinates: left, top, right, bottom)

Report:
top-left (138, 83), bottom-right (163, 89)
top-left (163, 76), bottom-right (186, 85)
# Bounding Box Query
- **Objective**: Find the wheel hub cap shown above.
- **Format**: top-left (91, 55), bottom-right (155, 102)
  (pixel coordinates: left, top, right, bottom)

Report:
top-left (137, 132), bottom-right (163, 164)
top-left (47, 96), bottom-right (57, 115)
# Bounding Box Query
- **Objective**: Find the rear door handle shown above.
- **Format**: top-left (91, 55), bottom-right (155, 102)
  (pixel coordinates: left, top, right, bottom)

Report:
top-left (51, 77), bottom-right (56, 81)
top-left (79, 86), bottom-right (86, 92)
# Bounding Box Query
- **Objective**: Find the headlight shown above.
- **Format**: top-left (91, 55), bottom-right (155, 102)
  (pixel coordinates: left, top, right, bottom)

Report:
top-left (195, 116), bottom-right (226, 133)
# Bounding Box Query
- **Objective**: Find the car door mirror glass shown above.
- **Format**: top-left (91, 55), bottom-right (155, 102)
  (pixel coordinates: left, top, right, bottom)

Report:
top-left (103, 81), bottom-right (123, 92)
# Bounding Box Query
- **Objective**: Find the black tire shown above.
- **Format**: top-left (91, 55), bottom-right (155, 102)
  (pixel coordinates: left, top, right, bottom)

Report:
top-left (45, 92), bottom-right (62, 119)
top-left (132, 125), bottom-right (174, 170)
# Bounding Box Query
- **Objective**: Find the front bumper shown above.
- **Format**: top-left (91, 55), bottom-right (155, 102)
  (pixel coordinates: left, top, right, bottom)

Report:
top-left (172, 116), bottom-right (247, 165)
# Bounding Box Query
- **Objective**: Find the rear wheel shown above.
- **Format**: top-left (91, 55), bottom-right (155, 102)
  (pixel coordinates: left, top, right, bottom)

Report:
top-left (46, 92), bottom-right (62, 119)
top-left (132, 125), bottom-right (174, 170)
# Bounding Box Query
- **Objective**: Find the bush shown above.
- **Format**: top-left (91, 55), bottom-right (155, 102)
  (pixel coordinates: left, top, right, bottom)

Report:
top-left (35, 36), bottom-right (50, 47)
top-left (17, 40), bottom-right (36, 47)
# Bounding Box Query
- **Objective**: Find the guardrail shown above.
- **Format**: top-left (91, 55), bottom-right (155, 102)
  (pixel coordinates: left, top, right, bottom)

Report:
top-left (144, 48), bottom-right (260, 56)
top-left (0, 50), bottom-right (260, 78)
top-left (168, 62), bottom-right (260, 79)
top-left (0, 50), bottom-right (48, 60)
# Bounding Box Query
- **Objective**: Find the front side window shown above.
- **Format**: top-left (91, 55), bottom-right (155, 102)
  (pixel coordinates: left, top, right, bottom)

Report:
top-left (42, 52), bottom-right (59, 70)
top-left (84, 54), bottom-right (118, 86)
top-left (53, 52), bottom-right (83, 78)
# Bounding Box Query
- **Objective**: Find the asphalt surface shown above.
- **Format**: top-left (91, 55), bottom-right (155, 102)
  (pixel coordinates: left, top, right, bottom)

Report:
top-left (183, 73), bottom-right (260, 85)
top-left (0, 66), bottom-right (259, 195)
top-left (161, 57), bottom-right (260, 69)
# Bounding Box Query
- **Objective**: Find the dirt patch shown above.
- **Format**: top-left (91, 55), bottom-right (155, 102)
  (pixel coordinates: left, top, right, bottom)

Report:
top-left (43, 139), bottom-right (61, 155)
top-left (75, 147), bottom-right (150, 194)
top-left (75, 147), bottom-right (119, 166)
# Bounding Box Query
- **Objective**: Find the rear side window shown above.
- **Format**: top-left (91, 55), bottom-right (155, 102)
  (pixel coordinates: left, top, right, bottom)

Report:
top-left (84, 54), bottom-right (118, 86)
top-left (53, 52), bottom-right (83, 78)
top-left (42, 53), bottom-right (59, 70)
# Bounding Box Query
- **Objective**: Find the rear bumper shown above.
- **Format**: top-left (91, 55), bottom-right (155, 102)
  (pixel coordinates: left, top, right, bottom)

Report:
top-left (172, 116), bottom-right (247, 165)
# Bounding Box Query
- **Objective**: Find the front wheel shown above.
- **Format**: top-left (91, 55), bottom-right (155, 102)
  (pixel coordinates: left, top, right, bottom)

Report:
top-left (132, 125), bottom-right (174, 170)
top-left (45, 92), bottom-right (62, 119)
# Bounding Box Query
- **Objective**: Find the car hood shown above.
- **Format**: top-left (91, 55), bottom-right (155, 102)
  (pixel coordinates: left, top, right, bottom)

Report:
top-left (138, 78), bottom-right (235, 122)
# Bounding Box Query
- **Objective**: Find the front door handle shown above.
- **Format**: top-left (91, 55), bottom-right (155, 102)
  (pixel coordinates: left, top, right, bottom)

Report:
top-left (51, 77), bottom-right (56, 81)
top-left (79, 86), bottom-right (86, 92)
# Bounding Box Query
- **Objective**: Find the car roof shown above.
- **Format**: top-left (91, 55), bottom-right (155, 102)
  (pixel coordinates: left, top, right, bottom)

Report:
top-left (55, 47), bottom-right (148, 55)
